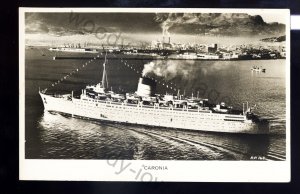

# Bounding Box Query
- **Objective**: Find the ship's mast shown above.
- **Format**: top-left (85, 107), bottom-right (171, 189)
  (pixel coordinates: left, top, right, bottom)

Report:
top-left (102, 51), bottom-right (108, 88)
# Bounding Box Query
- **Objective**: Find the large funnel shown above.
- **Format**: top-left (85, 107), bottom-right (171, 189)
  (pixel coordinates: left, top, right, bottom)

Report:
top-left (136, 77), bottom-right (157, 97)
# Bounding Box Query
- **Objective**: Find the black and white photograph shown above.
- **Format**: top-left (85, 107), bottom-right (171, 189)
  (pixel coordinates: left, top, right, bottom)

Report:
top-left (19, 8), bottom-right (290, 182)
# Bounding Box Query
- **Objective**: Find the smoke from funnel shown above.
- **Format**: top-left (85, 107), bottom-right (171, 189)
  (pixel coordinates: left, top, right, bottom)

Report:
top-left (142, 60), bottom-right (195, 80)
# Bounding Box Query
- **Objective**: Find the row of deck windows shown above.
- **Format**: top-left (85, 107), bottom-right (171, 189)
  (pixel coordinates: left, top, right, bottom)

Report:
top-left (74, 101), bottom-right (245, 123)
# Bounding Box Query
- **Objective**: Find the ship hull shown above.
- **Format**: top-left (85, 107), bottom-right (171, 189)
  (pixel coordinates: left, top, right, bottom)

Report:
top-left (39, 92), bottom-right (269, 134)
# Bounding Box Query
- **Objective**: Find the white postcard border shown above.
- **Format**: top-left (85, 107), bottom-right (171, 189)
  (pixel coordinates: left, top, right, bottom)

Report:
top-left (19, 7), bottom-right (291, 182)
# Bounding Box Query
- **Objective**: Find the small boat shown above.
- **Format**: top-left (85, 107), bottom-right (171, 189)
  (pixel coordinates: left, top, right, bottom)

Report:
top-left (251, 66), bottom-right (266, 73)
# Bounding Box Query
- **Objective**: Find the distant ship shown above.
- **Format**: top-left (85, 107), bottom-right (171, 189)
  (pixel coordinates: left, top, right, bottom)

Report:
top-left (176, 52), bottom-right (220, 60)
top-left (49, 47), bottom-right (98, 53)
top-left (39, 53), bottom-right (269, 134)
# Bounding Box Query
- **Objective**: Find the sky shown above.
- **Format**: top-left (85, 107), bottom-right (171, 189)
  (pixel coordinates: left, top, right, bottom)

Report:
top-left (25, 13), bottom-right (162, 34)
top-left (24, 11), bottom-right (287, 46)
top-left (25, 12), bottom-right (287, 34)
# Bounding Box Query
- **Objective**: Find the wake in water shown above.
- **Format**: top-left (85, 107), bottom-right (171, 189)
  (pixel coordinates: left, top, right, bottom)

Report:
top-left (36, 111), bottom-right (285, 160)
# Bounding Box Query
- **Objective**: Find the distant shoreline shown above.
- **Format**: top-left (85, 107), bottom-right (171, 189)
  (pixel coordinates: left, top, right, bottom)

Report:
top-left (52, 55), bottom-right (285, 61)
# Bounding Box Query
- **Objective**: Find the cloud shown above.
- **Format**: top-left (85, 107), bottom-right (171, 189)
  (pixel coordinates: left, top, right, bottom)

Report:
top-left (25, 12), bottom-right (161, 35)
top-left (154, 13), bottom-right (285, 36)
top-left (24, 12), bottom-right (285, 37)
top-left (25, 21), bottom-right (49, 33)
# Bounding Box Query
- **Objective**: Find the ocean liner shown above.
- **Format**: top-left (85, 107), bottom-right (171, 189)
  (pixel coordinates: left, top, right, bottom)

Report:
top-left (39, 53), bottom-right (269, 134)
top-left (49, 47), bottom-right (98, 53)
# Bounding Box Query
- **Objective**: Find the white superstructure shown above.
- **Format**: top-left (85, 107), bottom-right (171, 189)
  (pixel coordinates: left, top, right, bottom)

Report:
top-left (40, 92), bottom-right (269, 134)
